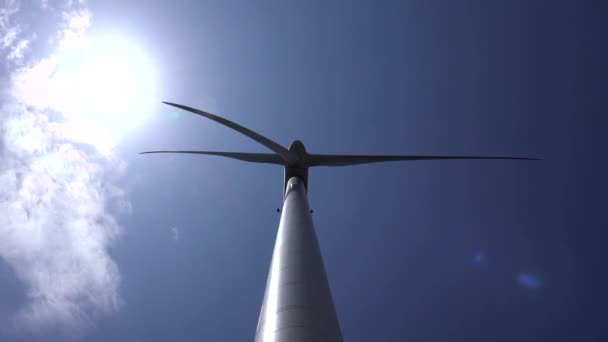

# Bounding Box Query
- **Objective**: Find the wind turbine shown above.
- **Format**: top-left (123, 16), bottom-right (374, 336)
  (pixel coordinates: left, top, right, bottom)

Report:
top-left (141, 102), bottom-right (537, 342)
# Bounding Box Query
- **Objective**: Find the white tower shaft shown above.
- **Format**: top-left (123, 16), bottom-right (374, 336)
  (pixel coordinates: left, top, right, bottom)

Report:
top-left (255, 177), bottom-right (342, 342)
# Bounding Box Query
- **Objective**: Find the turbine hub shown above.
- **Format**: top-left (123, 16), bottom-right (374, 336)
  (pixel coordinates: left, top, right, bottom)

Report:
top-left (285, 140), bottom-right (309, 194)
top-left (288, 140), bottom-right (306, 155)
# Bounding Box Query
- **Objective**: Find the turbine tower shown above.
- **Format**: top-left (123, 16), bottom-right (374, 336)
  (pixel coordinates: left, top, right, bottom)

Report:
top-left (142, 102), bottom-right (537, 342)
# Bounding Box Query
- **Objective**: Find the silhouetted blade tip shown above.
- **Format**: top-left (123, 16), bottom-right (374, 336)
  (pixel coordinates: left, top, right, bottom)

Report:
top-left (159, 101), bottom-right (294, 162)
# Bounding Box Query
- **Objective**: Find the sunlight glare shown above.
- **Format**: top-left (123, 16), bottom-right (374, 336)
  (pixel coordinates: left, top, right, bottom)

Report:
top-left (53, 33), bottom-right (158, 152)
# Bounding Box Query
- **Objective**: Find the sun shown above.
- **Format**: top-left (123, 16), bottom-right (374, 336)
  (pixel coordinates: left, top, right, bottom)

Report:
top-left (52, 33), bottom-right (159, 152)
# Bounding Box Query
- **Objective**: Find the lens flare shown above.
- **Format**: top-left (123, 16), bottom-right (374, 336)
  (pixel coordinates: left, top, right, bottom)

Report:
top-left (518, 272), bottom-right (541, 289)
top-left (473, 251), bottom-right (487, 265)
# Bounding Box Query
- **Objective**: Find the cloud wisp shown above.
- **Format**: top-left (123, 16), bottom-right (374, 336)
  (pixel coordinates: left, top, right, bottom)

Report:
top-left (0, 1), bottom-right (127, 333)
top-left (170, 226), bottom-right (180, 242)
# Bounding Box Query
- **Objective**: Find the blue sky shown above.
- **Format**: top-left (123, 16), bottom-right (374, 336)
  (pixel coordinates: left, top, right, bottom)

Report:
top-left (0, 0), bottom-right (606, 341)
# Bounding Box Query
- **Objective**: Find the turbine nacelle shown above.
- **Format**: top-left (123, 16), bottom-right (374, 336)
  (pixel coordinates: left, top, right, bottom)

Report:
top-left (287, 139), bottom-right (308, 166)
top-left (284, 140), bottom-right (310, 191)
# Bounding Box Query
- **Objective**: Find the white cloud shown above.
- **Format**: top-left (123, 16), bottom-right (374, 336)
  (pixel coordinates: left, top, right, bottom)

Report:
top-left (56, 9), bottom-right (90, 51)
top-left (170, 226), bottom-right (179, 242)
top-left (6, 38), bottom-right (28, 62)
top-left (0, 107), bottom-right (124, 331)
top-left (0, 1), bottom-right (127, 333)
top-left (1, 26), bottom-right (18, 48)
top-left (0, 0), bottom-right (19, 28)
top-left (12, 54), bottom-right (63, 112)
top-left (1, 0), bottom-right (26, 65)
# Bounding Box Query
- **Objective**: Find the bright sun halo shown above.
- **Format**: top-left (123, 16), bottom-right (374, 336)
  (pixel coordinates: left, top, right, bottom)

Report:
top-left (53, 33), bottom-right (158, 152)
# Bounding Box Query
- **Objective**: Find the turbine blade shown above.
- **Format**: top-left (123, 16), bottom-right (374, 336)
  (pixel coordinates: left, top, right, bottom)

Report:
top-left (163, 102), bottom-right (293, 163)
top-left (139, 151), bottom-right (284, 164)
top-left (307, 154), bottom-right (539, 167)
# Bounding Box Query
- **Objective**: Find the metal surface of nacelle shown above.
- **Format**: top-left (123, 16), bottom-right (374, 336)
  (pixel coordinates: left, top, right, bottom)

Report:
top-left (255, 177), bottom-right (342, 342)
